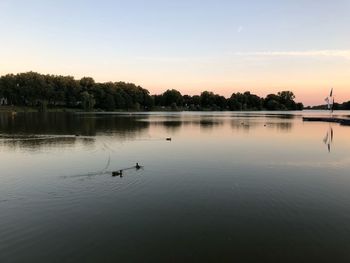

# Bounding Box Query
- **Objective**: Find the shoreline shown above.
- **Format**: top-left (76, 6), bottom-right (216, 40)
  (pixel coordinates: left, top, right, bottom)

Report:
top-left (1, 106), bottom-right (350, 114)
top-left (0, 106), bottom-right (299, 113)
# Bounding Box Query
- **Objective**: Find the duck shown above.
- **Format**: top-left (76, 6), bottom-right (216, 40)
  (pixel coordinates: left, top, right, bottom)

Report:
top-left (136, 163), bottom-right (141, 170)
top-left (112, 170), bottom-right (123, 177)
top-left (166, 137), bottom-right (172, 141)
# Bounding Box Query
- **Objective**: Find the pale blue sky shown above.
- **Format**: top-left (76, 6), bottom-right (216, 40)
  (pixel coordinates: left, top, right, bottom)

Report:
top-left (1, 0), bottom-right (350, 104)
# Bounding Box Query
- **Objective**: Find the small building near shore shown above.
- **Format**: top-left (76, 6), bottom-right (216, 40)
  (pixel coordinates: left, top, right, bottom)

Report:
top-left (0, 97), bottom-right (8, 106)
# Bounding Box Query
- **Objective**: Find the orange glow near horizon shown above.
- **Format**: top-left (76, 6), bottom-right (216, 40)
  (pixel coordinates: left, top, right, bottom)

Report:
top-left (1, 51), bottom-right (349, 106)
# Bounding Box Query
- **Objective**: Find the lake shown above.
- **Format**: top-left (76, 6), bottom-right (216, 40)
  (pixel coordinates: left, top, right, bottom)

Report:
top-left (1, 111), bottom-right (350, 262)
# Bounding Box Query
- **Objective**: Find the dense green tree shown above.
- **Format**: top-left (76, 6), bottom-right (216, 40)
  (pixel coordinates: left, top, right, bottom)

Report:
top-left (200, 91), bottom-right (216, 108)
top-left (80, 77), bottom-right (95, 91)
top-left (105, 94), bottom-right (116, 111)
top-left (296, 103), bottom-right (304, 110)
top-left (191, 95), bottom-right (201, 107)
top-left (229, 92), bottom-right (262, 110)
top-left (0, 74), bottom-right (18, 105)
top-left (343, 101), bottom-right (350, 110)
top-left (214, 95), bottom-right (228, 110)
top-left (153, 94), bottom-right (164, 106)
top-left (264, 91), bottom-right (301, 110)
top-left (277, 91), bottom-right (296, 110)
top-left (162, 89), bottom-right (183, 107)
top-left (81, 91), bottom-right (95, 111)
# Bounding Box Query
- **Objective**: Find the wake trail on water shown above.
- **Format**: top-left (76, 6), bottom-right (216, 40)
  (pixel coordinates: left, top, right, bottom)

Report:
top-left (61, 153), bottom-right (143, 179)
top-left (0, 134), bottom-right (95, 141)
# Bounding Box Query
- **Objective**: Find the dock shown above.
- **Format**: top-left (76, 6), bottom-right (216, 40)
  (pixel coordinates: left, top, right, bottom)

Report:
top-left (303, 117), bottom-right (350, 126)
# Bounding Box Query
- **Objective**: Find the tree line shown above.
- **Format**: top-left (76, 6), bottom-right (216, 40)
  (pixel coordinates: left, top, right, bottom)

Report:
top-left (306, 102), bottom-right (350, 110)
top-left (0, 72), bottom-right (303, 111)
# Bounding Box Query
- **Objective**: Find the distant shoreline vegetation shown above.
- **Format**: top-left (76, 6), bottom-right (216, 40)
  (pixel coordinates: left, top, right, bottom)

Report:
top-left (0, 72), bottom-right (305, 112)
top-left (305, 103), bottom-right (350, 111)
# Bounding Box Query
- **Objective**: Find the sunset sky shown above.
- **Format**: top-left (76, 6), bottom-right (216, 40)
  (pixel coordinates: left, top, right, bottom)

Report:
top-left (1, 0), bottom-right (349, 105)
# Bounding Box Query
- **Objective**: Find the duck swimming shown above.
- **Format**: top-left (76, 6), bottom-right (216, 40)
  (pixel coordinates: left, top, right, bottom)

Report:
top-left (136, 163), bottom-right (141, 170)
top-left (112, 170), bottom-right (123, 177)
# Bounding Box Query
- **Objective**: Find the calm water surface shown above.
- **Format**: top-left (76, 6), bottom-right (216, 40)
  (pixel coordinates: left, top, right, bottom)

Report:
top-left (1, 111), bottom-right (350, 262)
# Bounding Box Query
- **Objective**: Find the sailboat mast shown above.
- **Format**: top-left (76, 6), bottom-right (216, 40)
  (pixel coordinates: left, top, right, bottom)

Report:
top-left (330, 88), bottom-right (334, 116)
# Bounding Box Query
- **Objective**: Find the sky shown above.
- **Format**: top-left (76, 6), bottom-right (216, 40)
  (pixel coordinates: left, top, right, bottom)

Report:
top-left (0, 0), bottom-right (349, 105)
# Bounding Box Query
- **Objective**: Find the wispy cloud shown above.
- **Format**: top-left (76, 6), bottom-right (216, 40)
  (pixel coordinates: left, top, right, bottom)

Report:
top-left (135, 56), bottom-right (190, 62)
top-left (134, 50), bottom-right (350, 63)
top-left (233, 50), bottom-right (350, 59)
